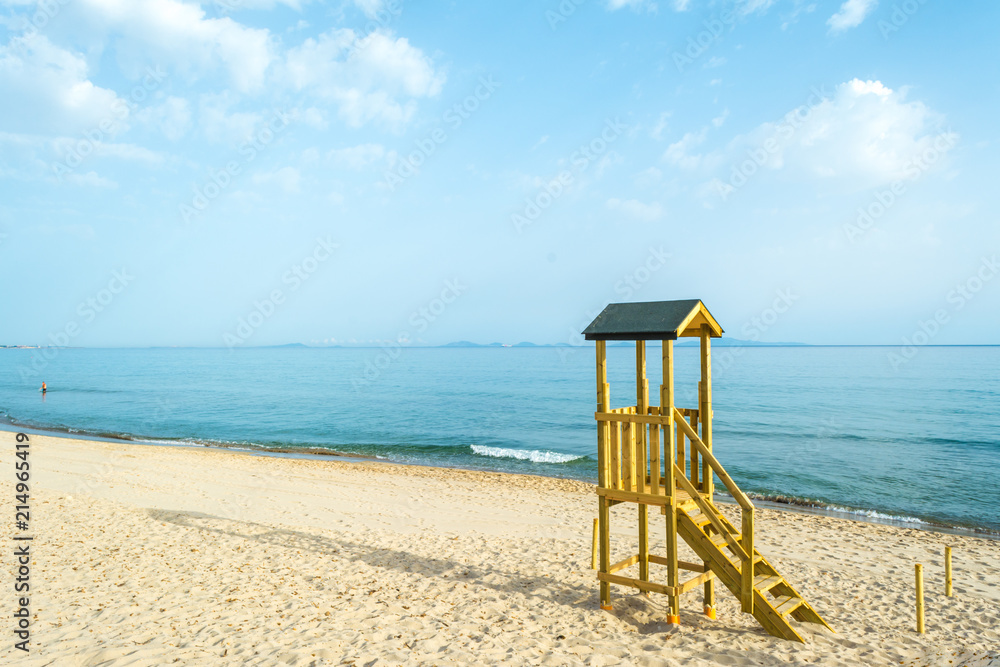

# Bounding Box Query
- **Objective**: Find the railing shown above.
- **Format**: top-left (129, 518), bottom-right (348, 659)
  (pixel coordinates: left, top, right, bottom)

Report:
top-left (594, 405), bottom-right (703, 496)
top-left (593, 405), bottom-right (756, 613)
top-left (673, 408), bottom-right (755, 613)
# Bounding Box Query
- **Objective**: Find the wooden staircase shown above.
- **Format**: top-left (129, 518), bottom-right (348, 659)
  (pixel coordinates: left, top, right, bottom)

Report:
top-left (675, 491), bottom-right (832, 642)
top-left (592, 334), bottom-right (832, 642)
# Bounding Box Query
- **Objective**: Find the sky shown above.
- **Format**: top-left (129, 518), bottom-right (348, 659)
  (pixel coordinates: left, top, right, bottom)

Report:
top-left (1, 0), bottom-right (998, 348)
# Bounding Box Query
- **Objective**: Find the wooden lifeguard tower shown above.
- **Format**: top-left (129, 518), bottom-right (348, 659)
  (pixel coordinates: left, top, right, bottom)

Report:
top-left (584, 299), bottom-right (831, 642)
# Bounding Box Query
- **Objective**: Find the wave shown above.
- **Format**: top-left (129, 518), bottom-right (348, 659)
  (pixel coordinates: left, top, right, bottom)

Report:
top-left (469, 444), bottom-right (586, 464)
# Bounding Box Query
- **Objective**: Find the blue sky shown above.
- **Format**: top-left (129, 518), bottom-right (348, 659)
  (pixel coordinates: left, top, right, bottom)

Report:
top-left (1, 0), bottom-right (997, 347)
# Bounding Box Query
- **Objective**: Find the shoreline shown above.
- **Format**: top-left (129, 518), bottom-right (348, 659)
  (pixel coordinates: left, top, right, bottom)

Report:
top-left (3, 420), bottom-right (996, 541)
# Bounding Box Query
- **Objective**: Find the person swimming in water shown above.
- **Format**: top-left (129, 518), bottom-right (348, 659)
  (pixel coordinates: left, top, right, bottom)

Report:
top-left (40, 382), bottom-right (47, 393)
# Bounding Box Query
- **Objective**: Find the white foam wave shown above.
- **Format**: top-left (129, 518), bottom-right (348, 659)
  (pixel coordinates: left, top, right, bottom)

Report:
top-left (827, 505), bottom-right (926, 524)
top-left (470, 444), bottom-right (585, 464)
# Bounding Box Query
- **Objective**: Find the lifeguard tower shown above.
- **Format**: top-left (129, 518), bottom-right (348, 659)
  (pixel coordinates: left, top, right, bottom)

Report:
top-left (584, 299), bottom-right (831, 642)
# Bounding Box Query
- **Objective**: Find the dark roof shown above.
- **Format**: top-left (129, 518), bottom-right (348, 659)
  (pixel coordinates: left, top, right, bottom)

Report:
top-left (582, 300), bottom-right (723, 341)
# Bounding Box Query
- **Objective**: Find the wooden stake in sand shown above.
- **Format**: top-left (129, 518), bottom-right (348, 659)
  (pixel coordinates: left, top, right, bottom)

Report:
top-left (915, 564), bottom-right (925, 634)
top-left (591, 518), bottom-right (599, 570)
top-left (945, 547), bottom-right (953, 597)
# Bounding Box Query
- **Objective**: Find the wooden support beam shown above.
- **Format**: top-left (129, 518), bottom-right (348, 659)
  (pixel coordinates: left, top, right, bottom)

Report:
top-left (741, 509), bottom-right (755, 614)
top-left (594, 412), bottom-right (672, 425)
top-left (599, 497), bottom-right (611, 609)
top-left (596, 488), bottom-right (672, 506)
top-left (700, 325), bottom-right (714, 499)
top-left (649, 555), bottom-right (707, 572)
top-left (610, 554), bottom-right (640, 574)
top-left (703, 351), bottom-right (716, 620)
top-left (596, 341), bottom-right (611, 609)
top-left (598, 572), bottom-right (679, 597)
top-left (637, 341), bottom-right (650, 584)
top-left (661, 339), bottom-right (680, 623)
top-left (681, 570), bottom-right (717, 595)
top-left (674, 466), bottom-right (749, 561)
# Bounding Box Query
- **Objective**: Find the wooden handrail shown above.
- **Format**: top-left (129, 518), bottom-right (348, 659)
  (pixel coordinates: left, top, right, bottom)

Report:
top-left (595, 411), bottom-right (671, 426)
top-left (673, 407), bottom-right (756, 613)
top-left (673, 408), bottom-right (754, 511)
top-left (674, 465), bottom-right (748, 561)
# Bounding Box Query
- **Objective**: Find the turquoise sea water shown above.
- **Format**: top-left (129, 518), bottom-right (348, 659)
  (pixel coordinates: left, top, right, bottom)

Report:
top-left (1, 345), bottom-right (998, 534)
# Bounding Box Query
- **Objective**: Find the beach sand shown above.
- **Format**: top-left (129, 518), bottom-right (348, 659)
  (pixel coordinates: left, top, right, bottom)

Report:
top-left (2, 430), bottom-right (999, 666)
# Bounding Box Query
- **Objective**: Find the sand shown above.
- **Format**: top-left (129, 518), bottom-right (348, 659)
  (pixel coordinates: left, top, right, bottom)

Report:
top-left (1, 430), bottom-right (999, 666)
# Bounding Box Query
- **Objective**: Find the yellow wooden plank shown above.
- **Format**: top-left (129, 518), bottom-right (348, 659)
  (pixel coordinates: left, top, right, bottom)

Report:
top-left (599, 497), bottom-right (611, 607)
top-left (636, 342), bottom-right (650, 588)
top-left (610, 554), bottom-right (640, 574)
top-left (622, 421), bottom-right (634, 492)
top-left (673, 410), bottom-right (754, 510)
top-left (754, 574), bottom-right (783, 592)
top-left (772, 595), bottom-right (803, 617)
top-left (649, 423), bottom-right (661, 494)
top-left (596, 487), bottom-right (672, 506)
top-left (674, 466), bottom-right (749, 561)
top-left (598, 572), bottom-right (678, 597)
top-left (742, 509), bottom-right (755, 613)
top-left (610, 419), bottom-right (621, 490)
top-left (595, 412), bottom-right (672, 425)
top-left (680, 570), bottom-right (716, 595)
top-left (648, 555), bottom-right (707, 572)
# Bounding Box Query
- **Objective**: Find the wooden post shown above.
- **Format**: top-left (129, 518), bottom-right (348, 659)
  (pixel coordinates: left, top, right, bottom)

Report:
top-left (661, 339), bottom-right (680, 624)
top-left (700, 325), bottom-right (714, 499)
top-left (591, 518), bottom-right (599, 570)
top-left (945, 547), bottom-right (953, 597)
top-left (700, 325), bottom-right (718, 617)
top-left (597, 341), bottom-right (612, 610)
top-left (636, 341), bottom-right (649, 584)
top-left (915, 563), bottom-right (925, 634)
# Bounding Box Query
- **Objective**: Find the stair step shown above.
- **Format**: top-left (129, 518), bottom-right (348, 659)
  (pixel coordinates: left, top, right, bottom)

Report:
top-left (710, 532), bottom-right (741, 547)
top-left (689, 513), bottom-right (711, 527)
top-left (753, 575), bottom-right (783, 592)
top-left (729, 553), bottom-right (763, 570)
top-left (771, 595), bottom-right (804, 617)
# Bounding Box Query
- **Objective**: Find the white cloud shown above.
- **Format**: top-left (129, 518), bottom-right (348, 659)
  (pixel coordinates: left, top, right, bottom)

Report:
top-left (634, 166), bottom-right (662, 187)
top-left (252, 166), bottom-right (301, 193)
top-left (66, 171), bottom-right (118, 188)
top-left (607, 198), bottom-right (663, 221)
top-left (664, 127), bottom-right (710, 170)
top-left (0, 34), bottom-right (124, 135)
top-left (198, 93), bottom-right (264, 145)
top-left (738, 0), bottom-right (778, 15)
top-left (73, 0), bottom-right (273, 93)
top-left (351, 0), bottom-right (386, 18)
top-left (282, 29), bottom-right (444, 128)
top-left (650, 112), bottom-right (670, 140)
top-left (606, 0), bottom-right (658, 12)
top-left (827, 0), bottom-right (878, 33)
top-left (326, 143), bottom-right (386, 169)
top-left (136, 96), bottom-right (191, 141)
top-left (705, 78), bottom-right (957, 192)
top-left (216, 0), bottom-right (307, 9)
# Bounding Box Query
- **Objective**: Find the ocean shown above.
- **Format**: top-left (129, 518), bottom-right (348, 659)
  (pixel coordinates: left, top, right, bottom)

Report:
top-left (2, 345), bottom-right (998, 535)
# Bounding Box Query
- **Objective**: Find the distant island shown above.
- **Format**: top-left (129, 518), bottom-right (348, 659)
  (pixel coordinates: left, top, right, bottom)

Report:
top-left (438, 338), bottom-right (808, 348)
